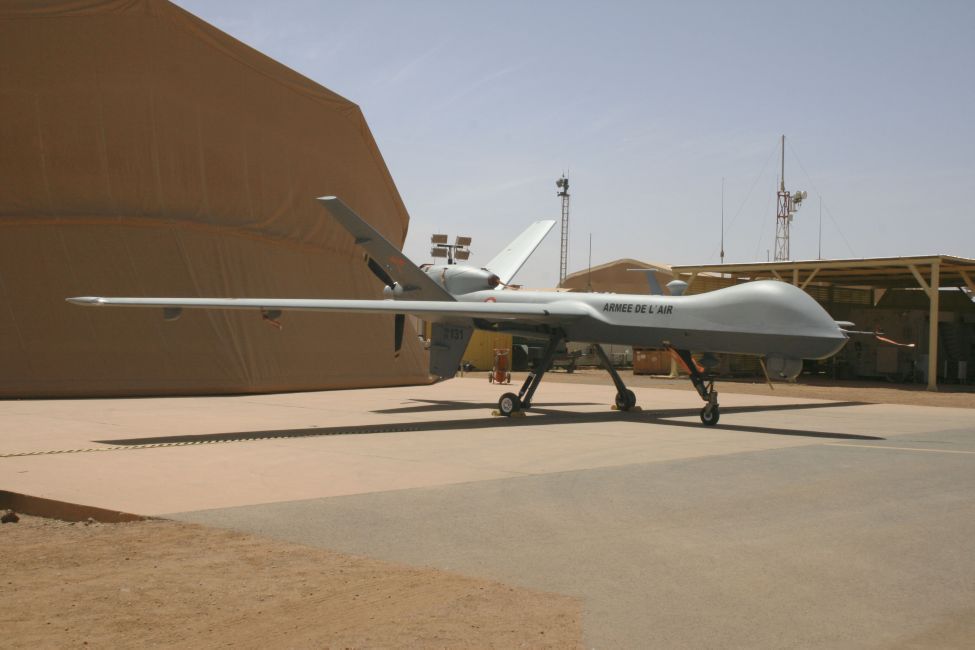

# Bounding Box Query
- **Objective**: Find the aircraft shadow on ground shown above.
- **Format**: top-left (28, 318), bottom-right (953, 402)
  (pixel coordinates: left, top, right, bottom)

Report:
top-left (96, 400), bottom-right (882, 446)
top-left (373, 398), bottom-right (604, 414)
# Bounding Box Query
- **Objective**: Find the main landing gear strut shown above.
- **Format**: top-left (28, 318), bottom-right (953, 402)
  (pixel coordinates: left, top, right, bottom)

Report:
top-left (497, 337), bottom-right (637, 416)
top-left (670, 348), bottom-right (720, 426)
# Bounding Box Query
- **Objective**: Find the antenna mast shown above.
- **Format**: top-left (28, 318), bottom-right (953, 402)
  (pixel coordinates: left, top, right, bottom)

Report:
top-left (773, 135), bottom-right (806, 261)
top-left (720, 177), bottom-right (725, 264)
top-left (587, 233), bottom-right (592, 292)
top-left (818, 196), bottom-right (822, 259)
top-left (556, 174), bottom-right (570, 284)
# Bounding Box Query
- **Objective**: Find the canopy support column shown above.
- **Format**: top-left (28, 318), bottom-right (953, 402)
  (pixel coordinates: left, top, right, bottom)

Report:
top-left (910, 262), bottom-right (941, 391)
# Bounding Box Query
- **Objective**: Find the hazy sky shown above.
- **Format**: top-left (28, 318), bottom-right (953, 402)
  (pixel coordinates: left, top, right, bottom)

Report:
top-left (177, 0), bottom-right (974, 287)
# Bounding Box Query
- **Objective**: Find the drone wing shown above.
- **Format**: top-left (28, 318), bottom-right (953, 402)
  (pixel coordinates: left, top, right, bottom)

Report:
top-left (67, 295), bottom-right (591, 324)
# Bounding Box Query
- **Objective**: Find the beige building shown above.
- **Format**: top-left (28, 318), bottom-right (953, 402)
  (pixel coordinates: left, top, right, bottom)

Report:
top-left (0, 1), bottom-right (430, 396)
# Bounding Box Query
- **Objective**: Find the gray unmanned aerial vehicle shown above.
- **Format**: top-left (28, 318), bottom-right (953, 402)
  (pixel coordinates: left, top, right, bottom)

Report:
top-left (69, 197), bottom-right (849, 426)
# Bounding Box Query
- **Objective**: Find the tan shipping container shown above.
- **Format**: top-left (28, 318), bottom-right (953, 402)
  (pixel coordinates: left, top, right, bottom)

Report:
top-left (633, 349), bottom-right (672, 375)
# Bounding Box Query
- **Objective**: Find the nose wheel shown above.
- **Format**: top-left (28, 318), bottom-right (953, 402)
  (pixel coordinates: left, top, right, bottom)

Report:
top-left (700, 403), bottom-right (720, 426)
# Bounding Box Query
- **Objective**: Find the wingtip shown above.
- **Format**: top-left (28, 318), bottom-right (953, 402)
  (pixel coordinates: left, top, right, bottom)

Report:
top-left (66, 296), bottom-right (103, 306)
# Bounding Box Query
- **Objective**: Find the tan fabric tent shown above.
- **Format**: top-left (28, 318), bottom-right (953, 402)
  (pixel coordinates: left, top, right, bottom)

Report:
top-left (0, 0), bottom-right (431, 396)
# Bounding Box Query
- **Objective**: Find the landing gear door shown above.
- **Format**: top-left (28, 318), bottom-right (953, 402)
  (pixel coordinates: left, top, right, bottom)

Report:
top-left (429, 323), bottom-right (473, 379)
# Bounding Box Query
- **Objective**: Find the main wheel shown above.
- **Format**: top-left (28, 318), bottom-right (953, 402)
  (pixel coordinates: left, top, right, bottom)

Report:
top-left (615, 389), bottom-right (637, 411)
top-left (498, 392), bottom-right (521, 417)
top-left (700, 405), bottom-right (720, 426)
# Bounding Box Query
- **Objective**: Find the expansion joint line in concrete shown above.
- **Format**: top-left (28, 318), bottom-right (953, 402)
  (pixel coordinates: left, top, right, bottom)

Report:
top-left (0, 426), bottom-right (422, 458)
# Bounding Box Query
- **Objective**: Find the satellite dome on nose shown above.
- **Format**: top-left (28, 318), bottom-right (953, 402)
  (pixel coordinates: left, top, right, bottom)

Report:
top-left (666, 280), bottom-right (688, 296)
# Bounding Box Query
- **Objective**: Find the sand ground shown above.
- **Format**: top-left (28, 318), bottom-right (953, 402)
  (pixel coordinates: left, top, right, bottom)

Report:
top-left (1, 375), bottom-right (970, 648)
top-left (0, 515), bottom-right (582, 649)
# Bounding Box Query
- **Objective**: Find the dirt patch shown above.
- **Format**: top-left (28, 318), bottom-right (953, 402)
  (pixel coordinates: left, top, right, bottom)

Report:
top-left (478, 370), bottom-right (975, 409)
top-left (0, 515), bottom-right (582, 649)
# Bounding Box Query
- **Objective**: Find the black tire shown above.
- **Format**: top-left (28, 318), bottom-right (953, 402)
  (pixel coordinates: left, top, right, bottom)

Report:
top-left (700, 405), bottom-right (719, 426)
top-left (498, 392), bottom-right (521, 416)
top-left (615, 389), bottom-right (637, 411)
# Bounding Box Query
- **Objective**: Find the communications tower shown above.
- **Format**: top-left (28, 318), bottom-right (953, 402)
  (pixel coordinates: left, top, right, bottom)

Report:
top-left (556, 174), bottom-right (570, 284)
top-left (773, 135), bottom-right (807, 261)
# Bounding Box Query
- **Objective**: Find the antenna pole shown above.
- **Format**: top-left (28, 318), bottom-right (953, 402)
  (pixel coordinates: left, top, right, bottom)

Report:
top-left (720, 177), bottom-right (725, 264)
top-left (818, 196), bottom-right (822, 259)
top-left (780, 134), bottom-right (785, 191)
top-left (556, 174), bottom-right (570, 285)
top-left (587, 233), bottom-right (592, 292)
top-left (773, 134), bottom-right (805, 261)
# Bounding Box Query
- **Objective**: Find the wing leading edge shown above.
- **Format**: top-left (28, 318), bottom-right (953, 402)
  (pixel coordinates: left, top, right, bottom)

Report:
top-left (67, 296), bottom-right (592, 324)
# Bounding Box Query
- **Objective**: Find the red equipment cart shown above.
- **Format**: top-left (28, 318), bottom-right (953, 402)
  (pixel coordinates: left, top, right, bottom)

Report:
top-left (489, 348), bottom-right (511, 384)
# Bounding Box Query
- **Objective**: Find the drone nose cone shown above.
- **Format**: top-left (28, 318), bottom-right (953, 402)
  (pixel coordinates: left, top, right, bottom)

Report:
top-left (696, 281), bottom-right (848, 359)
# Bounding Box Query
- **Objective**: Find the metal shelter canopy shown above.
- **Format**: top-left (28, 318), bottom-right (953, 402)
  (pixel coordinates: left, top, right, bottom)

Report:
top-left (672, 255), bottom-right (975, 291)
top-left (672, 255), bottom-right (975, 391)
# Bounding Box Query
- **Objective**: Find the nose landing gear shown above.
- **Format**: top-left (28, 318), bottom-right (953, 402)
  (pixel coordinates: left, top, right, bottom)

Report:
top-left (670, 347), bottom-right (720, 426)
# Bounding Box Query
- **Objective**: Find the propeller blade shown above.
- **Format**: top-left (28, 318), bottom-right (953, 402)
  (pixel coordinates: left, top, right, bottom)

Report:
top-left (394, 313), bottom-right (405, 357)
top-left (366, 257), bottom-right (395, 288)
top-left (366, 256), bottom-right (403, 355)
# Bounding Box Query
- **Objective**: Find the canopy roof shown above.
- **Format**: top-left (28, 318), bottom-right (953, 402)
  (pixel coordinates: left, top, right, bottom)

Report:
top-left (672, 255), bottom-right (975, 291)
